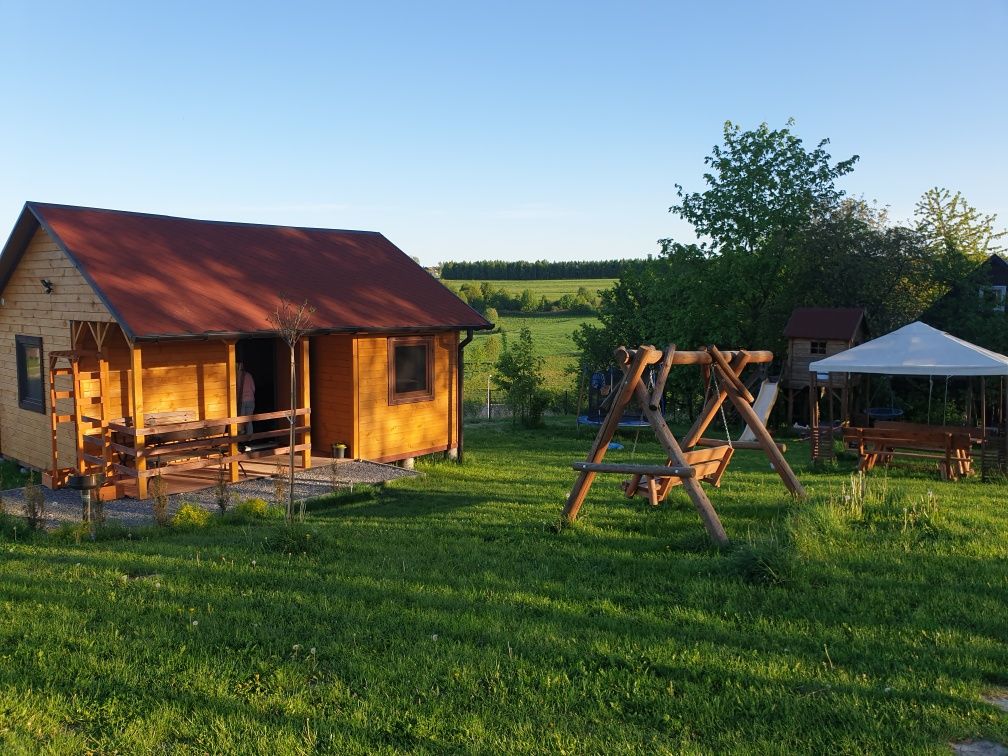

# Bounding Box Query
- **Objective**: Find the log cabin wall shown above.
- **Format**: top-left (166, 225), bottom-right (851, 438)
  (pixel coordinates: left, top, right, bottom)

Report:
top-left (355, 331), bottom-right (457, 463)
top-left (0, 228), bottom-right (115, 470)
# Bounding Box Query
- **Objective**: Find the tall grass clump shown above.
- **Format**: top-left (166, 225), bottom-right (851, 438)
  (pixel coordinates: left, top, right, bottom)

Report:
top-left (730, 523), bottom-right (793, 586)
top-left (214, 461), bottom-right (232, 514)
top-left (23, 473), bottom-right (46, 530)
top-left (790, 472), bottom-right (946, 560)
top-left (150, 474), bottom-right (170, 527)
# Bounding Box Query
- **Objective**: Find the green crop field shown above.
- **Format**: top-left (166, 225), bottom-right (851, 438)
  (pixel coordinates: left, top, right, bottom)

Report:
top-left (2, 422), bottom-right (1006, 752)
top-left (443, 278), bottom-right (617, 299)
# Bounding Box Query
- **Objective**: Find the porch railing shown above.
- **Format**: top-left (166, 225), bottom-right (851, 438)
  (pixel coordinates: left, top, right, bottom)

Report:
top-left (81, 408), bottom-right (311, 483)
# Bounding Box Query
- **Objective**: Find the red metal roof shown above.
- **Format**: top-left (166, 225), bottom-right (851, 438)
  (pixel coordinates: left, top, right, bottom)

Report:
top-left (8, 203), bottom-right (491, 340)
top-left (783, 307), bottom-right (866, 341)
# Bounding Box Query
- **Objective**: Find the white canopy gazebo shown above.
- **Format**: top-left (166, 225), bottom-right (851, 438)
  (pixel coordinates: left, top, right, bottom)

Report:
top-left (809, 321), bottom-right (1008, 377)
top-left (807, 321), bottom-right (1008, 471)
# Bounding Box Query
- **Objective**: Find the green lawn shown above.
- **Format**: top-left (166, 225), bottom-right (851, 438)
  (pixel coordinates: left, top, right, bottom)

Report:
top-left (444, 278), bottom-right (617, 299)
top-left (2, 422), bottom-right (1007, 752)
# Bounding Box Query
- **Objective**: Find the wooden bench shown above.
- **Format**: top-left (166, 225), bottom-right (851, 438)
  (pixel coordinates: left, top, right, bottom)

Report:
top-left (842, 426), bottom-right (973, 480)
top-left (620, 444), bottom-right (736, 506)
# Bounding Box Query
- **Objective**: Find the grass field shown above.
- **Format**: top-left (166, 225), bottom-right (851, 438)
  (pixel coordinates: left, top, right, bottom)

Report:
top-left (2, 422), bottom-right (1007, 752)
top-left (443, 278), bottom-right (617, 299)
top-left (443, 277), bottom-right (615, 404)
top-left (466, 313), bottom-right (597, 404)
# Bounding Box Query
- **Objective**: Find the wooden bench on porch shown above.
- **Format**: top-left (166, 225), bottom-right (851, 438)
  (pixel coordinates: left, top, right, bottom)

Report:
top-left (841, 425), bottom-right (973, 480)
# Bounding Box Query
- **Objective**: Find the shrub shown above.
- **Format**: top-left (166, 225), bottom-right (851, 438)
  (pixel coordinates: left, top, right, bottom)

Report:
top-left (150, 475), bottom-right (170, 527)
top-left (494, 327), bottom-right (548, 428)
top-left (171, 503), bottom-right (211, 529)
top-left (0, 510), bottom-right (23, 540)
top-left (227, 497), bottom-right (285, 524)
top-left (50, 522), bottom-right (93, 544)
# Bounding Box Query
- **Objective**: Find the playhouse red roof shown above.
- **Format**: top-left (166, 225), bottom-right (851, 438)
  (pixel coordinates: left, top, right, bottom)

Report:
top-left (0, 203), bottom-right (491, 340)
top-left (783, 307), bottom-right (866, 341)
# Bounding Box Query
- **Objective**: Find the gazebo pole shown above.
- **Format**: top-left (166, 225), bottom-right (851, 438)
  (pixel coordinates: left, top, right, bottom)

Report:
top-left (980, 376), bottom-right (987, 481)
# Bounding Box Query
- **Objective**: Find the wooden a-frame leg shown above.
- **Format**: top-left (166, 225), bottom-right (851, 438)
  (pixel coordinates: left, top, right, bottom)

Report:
top-left (646, 476), bottom-right (659, 507)
top-left (717, 366), bottom-right (806, 498)
top-left (563, 346), bottom-right (661, 522)
top-left (683, 352), bottom-right (751, 449)
top-left (624, 366), bottom-right (729, 546)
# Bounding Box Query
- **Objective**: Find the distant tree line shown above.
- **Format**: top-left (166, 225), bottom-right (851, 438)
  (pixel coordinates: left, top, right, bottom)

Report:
top-left (440, 259), bottom-right (637, 280)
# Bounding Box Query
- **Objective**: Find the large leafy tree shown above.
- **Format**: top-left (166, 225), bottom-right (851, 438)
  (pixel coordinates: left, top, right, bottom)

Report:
top-left (669, 120), bottom-right (859, 347)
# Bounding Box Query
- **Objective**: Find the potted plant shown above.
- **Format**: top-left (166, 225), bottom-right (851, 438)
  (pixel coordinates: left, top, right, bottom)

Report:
top-left (332, 443), bottom-right (347, 460)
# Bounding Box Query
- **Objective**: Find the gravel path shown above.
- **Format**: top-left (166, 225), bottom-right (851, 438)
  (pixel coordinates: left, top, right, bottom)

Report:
top-left (0, 460), bottom-right (418, 529)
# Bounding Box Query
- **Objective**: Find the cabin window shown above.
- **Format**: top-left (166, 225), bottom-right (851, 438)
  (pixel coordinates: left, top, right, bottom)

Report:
top-left (810, 340), bottom-right (827, 355)
top-left (16, 335), bottom-right (45, 413)
top-left (388, 336), bottom-right (434, 404)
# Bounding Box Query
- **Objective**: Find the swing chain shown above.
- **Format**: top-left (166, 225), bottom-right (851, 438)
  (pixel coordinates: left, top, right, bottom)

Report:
top-left (710, 367), bottom-right (734, 449)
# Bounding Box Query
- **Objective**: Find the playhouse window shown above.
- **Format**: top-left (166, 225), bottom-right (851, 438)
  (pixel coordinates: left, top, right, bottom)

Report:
top-left (389, 336), bottom-right (434, 404)
top-left (810, 340), bottom-right (827, 355)
top-left (16, 335), bottom-right (45, 413)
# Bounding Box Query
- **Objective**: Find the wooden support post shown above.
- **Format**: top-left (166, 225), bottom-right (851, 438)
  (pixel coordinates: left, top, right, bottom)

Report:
top-left (71, 358), bottom-right (86, 474)
top-left (99, 353), bottom-right (112, 480)
top-left (709, 346), bottom-right (755, 403)
top-left (299, 338), bottom-right (312, 469)
top-left (563, 346), bottom-right (659, 522)
top-left (130, 344), bottom-right (148, 499)
top-left (809, 372), bottom-right (818, 462)
top-left (48, 356), bottom-right (60, 480)
top-left (626, 370), bottom-right (729, 545)
top-left (225, 340), bottom-right (240, 483)
top-left (722, 377), bottom-right (806, 497)
top-left (649, 344), bottom-right (676, 409)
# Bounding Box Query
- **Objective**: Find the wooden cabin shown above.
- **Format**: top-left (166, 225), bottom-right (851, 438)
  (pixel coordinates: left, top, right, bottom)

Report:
top-left (781, 307), bottom-right (867, 424)
top-left (0, 203), bottom-right (491, 498)
top-left (922, 254), bottom-right (1008, 352)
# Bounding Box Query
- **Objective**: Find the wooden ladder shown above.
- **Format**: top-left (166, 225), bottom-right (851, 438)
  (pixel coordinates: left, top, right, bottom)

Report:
top-left (48, 351), bottom-right (110, 488)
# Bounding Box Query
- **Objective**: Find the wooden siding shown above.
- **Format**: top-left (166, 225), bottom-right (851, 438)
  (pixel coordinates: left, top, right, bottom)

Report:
top-left (786, 338), bottom-right (854, 388)
top-left (0, 228), bottom-right (114, 470)
top-left (355, 332), bottom-right (457, 463)
top-left (70, 330), bottom-right (231, 424)
top-left (310, 334), bottom-right (357, 457)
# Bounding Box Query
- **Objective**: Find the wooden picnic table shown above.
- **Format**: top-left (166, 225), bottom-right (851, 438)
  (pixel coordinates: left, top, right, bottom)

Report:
top-left (842, 423), bottom-right (975, 480)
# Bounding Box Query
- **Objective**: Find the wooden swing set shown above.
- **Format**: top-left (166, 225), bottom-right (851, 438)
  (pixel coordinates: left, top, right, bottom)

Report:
top-left (563, 344), bottom-right (806, 545)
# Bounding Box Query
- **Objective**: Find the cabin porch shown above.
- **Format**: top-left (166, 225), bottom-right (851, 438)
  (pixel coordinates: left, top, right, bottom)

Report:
top-left (45, 320), bottom-right (313, 500)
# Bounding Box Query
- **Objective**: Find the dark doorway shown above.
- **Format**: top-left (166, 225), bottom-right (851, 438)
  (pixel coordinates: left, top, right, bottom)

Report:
top-left (237, 338), bottom-right (278, 435)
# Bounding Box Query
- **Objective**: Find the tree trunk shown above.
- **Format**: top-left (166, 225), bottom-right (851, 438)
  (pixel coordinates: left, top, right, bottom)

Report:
top-left (288, 346), bottom-right (296, 522)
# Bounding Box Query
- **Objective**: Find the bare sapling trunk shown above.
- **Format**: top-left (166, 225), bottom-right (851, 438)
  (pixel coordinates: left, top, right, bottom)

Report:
top-left (267, 296), bottom-right (315, 523)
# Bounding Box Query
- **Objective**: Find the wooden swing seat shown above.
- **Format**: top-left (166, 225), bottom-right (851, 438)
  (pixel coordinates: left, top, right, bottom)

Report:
top-left (621, 444), bottom-right (735, 505)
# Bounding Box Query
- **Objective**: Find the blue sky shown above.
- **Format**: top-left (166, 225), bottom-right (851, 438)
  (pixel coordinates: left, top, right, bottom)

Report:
top-left (1, 1), bottom-right (1005, 265)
